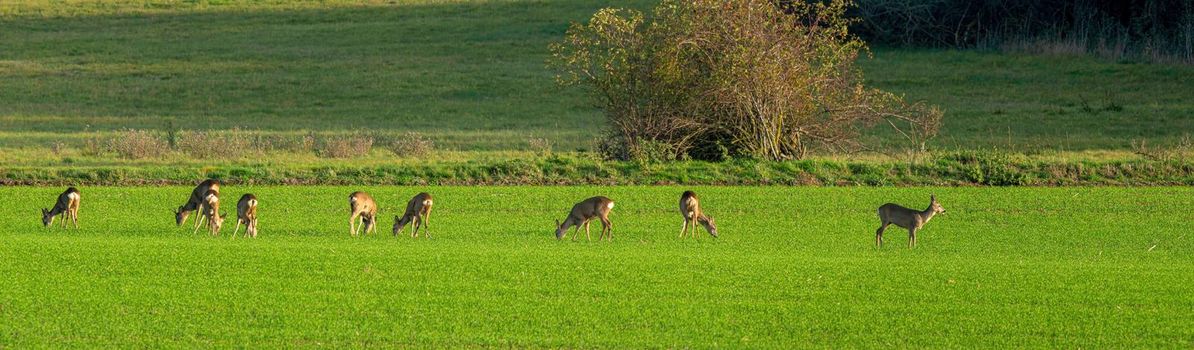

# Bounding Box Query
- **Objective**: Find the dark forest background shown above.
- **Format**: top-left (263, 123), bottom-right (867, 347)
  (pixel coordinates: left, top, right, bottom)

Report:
top-left (793, 0), bottom-right (1194, 63)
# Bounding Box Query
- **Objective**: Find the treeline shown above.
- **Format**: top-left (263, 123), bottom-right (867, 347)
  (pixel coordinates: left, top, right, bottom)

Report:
top-left (839, 0), bottom-right (1194, 63)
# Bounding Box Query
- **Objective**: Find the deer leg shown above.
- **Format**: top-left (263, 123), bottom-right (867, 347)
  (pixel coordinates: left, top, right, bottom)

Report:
top-left (412, 216), bottom-right (421, 238)
top-left (349, 213), bottom-right (359, 236)
top-left (599, 216), bottom-right (612, 241)
top-left (192, 214), bottom-right (206, 235)
top-left (876, 222), bottom-right (888, 248)
top-left (193, 205), bottom-right (207, 231)
top-left (680, 219), bottom-right (689, 239)
top-left (584, 220), bottom-right (591, 241)
top-left (423, 210), bottom-right (431, 239)
top-left (908, 227), bottom-right (916, 248)
top-left (71, 209), bottom-right (79, 228)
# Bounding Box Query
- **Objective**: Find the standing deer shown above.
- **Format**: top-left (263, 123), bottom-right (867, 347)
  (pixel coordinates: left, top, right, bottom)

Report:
top-left (195, 188), bottom-right (226, 235)
top-left (876, 194), bottom-right (946, 248)
top-left (349, 191), bottom-right (378, 236)
top-left (42, 187), bottom-right (81, 228)
top-left (679, 190), bottom-right (718, 238)
top-left (555, 196), bottom-right (614, 241)
top-left (176, 179), bottom-right (219, 231)
top-left (232, 193), bottom-right (258, 238)
top-left (393, 192), bottom-right (433, 238)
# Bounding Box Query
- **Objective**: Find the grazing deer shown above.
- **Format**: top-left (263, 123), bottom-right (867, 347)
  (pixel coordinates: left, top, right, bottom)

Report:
top-left (42, 187), bottom-right (81, 228)
top-left (232, 194), bottom-right (258, 238)
top-left (555, 196), bottom-right (614, 241)
top-left (195, 189), bottom-right (226, 235)
top-left (679, 190), bottom-right (718, 238)
top-left (393, 192), bottom-right (433, 238)
top-left (876, 194), bottom-right (946, 248)
top-left (349, 191), bottom-right (378, 236)
top-left (176, 179), bottom-right (219, 231)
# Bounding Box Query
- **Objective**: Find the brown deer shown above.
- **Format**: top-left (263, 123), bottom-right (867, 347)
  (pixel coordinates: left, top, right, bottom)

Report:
top-left (349, 191), bottom-right (378, 236)
top-left (876, 194), bottom-right (946, 248)
top-left (232, 194), bottom-right (258, 238)
top-left (176, 179), bottom-right (219, 231)
top-left (194, 188), bottom-right (226, 235)
top-left (42, 187), bottom-right (81, 228)
top-left (393, 192), bottom-right (433, 238)
top-left (555, 196), bottom-right (614, 241)
top-left (679, 190), bottom-right (718, 238)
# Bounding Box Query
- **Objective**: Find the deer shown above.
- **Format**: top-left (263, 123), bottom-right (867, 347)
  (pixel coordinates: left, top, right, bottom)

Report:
top-left (876, 194), bottom-right (946, 248)
top-left (555, 196), bottom-right (614, 241)
top-left (349, 191), bottom-right (378, 237)
top-left (392, 192), bottom-right (433, 238)
top-left (232, 193), bottom-right (258, 238)
top-left (195, 188), bottom-right (226, 235)
top-left (176, 179), bottom-right (219, 231)
top-left (679, 190), bottom-right (718, 239)
top-left (42, 187), bottom-right (81, 228)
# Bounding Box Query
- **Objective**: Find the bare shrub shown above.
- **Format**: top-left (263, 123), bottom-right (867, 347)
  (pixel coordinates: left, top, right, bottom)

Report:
top-left (386, 132), bottom-right (434, 158)
top-left (176, 129), bottom-right (256, 159)
top-left (109, 129), bottom-right (168, 159)
top-left (82, 136), bottom-right (105, 157)
top-left (551, 0), bottom-right (942, 161)
top-left (317, 133), bottom-right (373, 158)
top-left (528, 137), bottom-right (553, 156)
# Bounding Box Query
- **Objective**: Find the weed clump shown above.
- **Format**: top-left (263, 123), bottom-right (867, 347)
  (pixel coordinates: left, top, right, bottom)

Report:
top-left (176, 129), bottom-right (257, 159)
top-left (109, 129), bottom-right (168, 159)
top-left (317, 133), bottom-right (374, 158)
top-left (386, 132), bottom-right (434, 158)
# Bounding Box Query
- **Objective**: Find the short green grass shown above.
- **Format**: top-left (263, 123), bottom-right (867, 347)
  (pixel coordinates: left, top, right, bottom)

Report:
top-left (0, 0), bottom-right (1191, 156)
top-left (2, 186), bottom-right (1191, 347)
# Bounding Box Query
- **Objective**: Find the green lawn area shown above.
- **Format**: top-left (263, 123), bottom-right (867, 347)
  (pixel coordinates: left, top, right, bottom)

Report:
top-left (1, 186), bottom-right (1192, 347)
top-left (0, 0), bottom-right (1191, 156)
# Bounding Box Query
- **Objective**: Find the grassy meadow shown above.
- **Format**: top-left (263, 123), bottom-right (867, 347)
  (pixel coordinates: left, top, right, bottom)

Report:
top-left (0, 0), bottom-right (1191, 157)
top-left (1, 186), bottom-right (1193, 347)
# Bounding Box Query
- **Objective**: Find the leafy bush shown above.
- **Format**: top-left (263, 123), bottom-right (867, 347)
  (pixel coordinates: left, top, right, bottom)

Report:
top-left (551, 0), bottom-right (942, 161)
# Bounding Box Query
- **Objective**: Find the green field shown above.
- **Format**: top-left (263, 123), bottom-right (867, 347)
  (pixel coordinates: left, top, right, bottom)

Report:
top-left (2, 186), bottom-right (1192, 347)
top-left (2, 1), bottom-right (1192, 347)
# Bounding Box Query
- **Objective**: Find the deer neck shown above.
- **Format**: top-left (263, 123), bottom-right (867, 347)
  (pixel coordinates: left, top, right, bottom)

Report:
top-left (919, 206), bottom-right (937, 223)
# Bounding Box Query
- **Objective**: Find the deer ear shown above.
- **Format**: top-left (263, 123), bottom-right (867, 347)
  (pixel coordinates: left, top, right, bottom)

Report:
top-left (555, 219), bottom-right (561, 228)
top-left (931, 194), bottom-right (936, 202)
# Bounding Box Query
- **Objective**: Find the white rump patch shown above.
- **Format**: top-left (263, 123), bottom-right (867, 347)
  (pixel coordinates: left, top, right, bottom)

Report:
top-left (423, 199), bottom-right (433, 206)
top-left (68, 193), bottom-right (80, 200)
top-left (607, 202), bottom-right (615, 209)
top-left (249, 199), bottom-right (258, 207)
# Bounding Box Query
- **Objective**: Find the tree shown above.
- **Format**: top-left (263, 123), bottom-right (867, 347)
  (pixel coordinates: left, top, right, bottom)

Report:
top-left (550, 0), bottom-right (943, 161)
